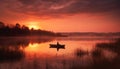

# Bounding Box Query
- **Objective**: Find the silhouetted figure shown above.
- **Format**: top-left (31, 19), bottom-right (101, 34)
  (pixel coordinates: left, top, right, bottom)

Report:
top-left (49, 42), bottom-right (65, 51)
top-left (57, 42), bottom-right (60, 45)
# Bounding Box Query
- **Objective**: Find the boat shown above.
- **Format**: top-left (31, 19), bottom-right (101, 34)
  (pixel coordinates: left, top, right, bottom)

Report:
top-left (49, 42), bottom-right (65, 51)
top-left (49, 44), bottom-right (65, 48)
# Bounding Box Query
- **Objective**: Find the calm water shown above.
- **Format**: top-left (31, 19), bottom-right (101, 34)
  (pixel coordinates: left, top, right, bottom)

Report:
top-left (0, 36), bottom-right (120, 69)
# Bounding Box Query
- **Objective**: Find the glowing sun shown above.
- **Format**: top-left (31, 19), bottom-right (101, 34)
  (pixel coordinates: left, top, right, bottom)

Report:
top-left (28, 22), bottom-right (41, 29)
top-left (29, 25), bottom-right (39, 29)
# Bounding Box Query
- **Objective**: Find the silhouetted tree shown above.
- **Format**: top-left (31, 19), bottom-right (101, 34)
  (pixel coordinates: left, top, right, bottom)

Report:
top-left (0, 21), bottom-right (57, 36)
top-left (15, 23), bottom-right (21, 28)
top-left (21, 25), bottom-right (30, 35)
top-left (0, 21), bottom-right (5, 28)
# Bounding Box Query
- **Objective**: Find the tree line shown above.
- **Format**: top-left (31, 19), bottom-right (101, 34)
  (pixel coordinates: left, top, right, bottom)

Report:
top-left (0, 21), bottom-right (56, 36)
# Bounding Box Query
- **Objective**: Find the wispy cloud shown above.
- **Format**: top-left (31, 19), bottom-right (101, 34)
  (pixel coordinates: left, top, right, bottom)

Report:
top-left (0, 0), bottom-right (120, 18)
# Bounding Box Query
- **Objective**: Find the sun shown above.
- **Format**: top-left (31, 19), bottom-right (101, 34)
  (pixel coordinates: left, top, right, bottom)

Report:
top-left (28, 22), bottom-right (41, 30)
top-left (29, 25), bottom-right (39, 29)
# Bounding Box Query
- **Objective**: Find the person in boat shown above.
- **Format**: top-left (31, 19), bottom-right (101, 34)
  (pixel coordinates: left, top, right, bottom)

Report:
top-left (57, 42), bottom-right (59, 45)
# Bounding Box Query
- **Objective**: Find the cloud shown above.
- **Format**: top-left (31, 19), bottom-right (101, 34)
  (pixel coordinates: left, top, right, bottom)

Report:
top-left (0, 0), bottom-right (120, 18)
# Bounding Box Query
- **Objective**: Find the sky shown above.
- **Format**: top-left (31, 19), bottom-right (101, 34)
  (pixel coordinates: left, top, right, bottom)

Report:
top-left (0, 0), bottom-right (120, 32)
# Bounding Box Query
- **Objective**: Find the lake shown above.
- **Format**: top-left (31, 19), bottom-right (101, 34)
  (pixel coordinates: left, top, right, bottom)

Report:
top-left (0, 36), bottom-right (120, 69)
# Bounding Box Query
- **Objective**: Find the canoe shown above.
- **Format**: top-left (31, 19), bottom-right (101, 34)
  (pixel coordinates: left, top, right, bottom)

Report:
top-left (49, 44), bottom-right (65, 48)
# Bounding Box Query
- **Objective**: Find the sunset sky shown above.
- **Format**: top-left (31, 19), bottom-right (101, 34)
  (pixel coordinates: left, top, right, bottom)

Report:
top-left (0, 0), bottom-right (120, 32)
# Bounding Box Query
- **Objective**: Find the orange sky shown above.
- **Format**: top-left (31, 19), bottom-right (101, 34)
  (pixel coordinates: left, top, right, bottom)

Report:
top-left (0, 0), bottom-right (120, 32)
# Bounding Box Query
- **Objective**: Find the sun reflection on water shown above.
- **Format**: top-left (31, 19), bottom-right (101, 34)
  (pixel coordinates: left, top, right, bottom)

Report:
top-left (0, 37), bottom-right (119, 69)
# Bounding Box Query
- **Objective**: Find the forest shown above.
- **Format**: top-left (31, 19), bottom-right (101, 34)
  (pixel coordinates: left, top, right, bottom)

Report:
top-left (0, 21), bottom-right (60, 36)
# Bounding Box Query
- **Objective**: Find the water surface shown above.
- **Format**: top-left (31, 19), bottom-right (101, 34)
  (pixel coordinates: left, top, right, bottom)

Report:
top-left (0, 36), bottom-right (120, 69)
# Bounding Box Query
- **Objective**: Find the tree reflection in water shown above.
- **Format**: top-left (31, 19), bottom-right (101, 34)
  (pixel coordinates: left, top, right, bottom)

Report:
top-left (0, 37), bottom-right (120, 69)
top-left (0, 37), bottom-right (54, 62)
top-left (0, 46), bottom-right (25, 62)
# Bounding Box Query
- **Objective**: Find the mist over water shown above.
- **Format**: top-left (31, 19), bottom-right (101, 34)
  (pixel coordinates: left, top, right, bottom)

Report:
top-left (0, 35), bottom-right (120, 69)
